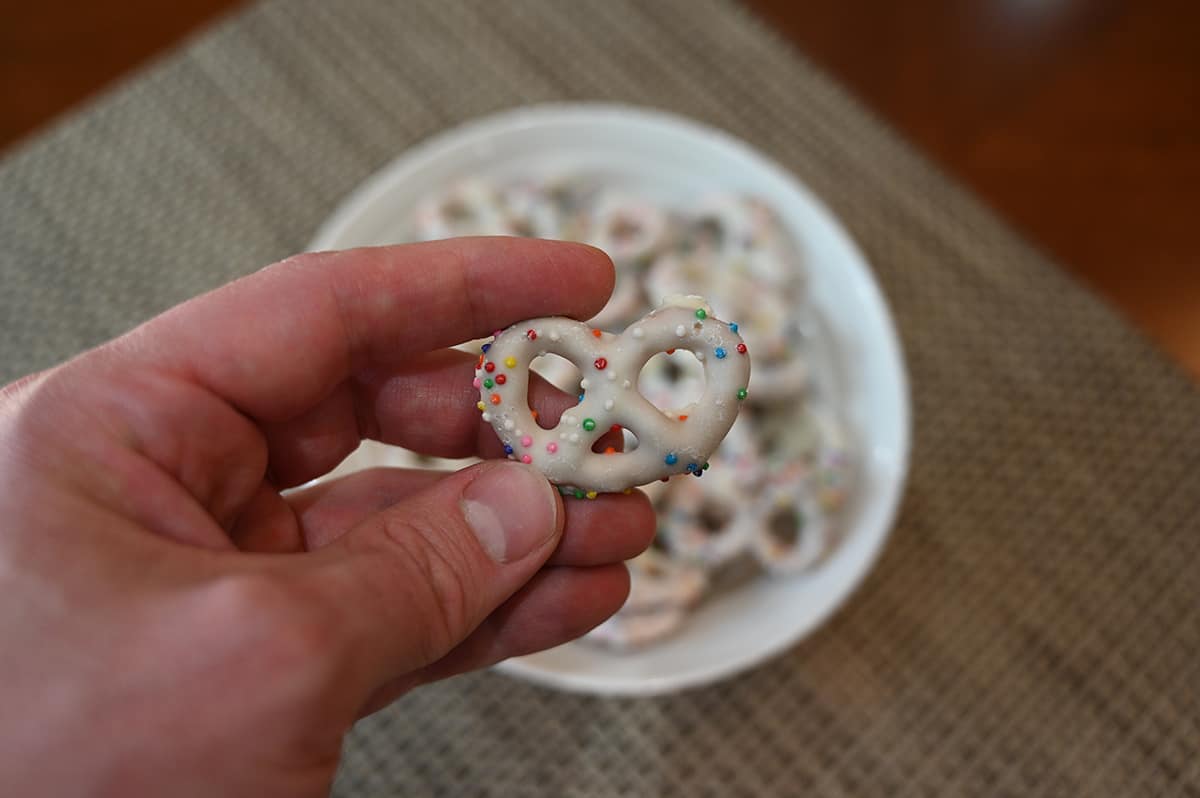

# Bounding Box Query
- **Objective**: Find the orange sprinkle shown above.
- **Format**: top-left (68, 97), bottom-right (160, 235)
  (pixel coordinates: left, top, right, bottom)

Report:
top-left (666, 348), bottom-right (676, 355)
top-left (477, 355), bottom-right (484, 368)
top-left (489, 393), bottom-right (501, 405)
top-left (678, 414), bottom-right (688, 421)
top-left (591, 329), bottom-right (602, 338)
top-left (531, 410), bottom-right (539, 419)
top-left (604, 446), bottom-right (616, 455)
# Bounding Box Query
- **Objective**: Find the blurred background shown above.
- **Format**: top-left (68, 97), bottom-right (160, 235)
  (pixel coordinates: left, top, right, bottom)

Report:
top-left (3, 0), bottom-right (1197, 375)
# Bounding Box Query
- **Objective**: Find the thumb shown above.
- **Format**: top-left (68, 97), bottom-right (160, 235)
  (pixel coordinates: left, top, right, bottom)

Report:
top-left (314, 461), bottom-right (564, 687)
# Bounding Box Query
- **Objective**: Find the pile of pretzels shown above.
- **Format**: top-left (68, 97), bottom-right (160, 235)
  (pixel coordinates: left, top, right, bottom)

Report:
top-left (409, 176), bottom-right (854, 649)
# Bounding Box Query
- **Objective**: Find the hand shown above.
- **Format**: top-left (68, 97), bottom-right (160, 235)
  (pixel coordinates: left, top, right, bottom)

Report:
top-left (0, 238), bottom-right (655, 797)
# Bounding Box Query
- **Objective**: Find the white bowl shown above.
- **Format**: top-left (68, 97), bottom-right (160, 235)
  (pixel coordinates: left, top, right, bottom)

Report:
top-left (310, 104), bottom-right (910, 696)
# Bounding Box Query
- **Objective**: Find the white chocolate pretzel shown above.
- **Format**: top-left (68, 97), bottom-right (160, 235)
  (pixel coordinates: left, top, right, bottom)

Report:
top-left (475, 296), bottom-right (751, 493)
top-left (659, 417), bottom-right (762, 567)
top-left (585, 549), bottom-right (708, 649)
top-left (750, 481), bottom-right (830, 574)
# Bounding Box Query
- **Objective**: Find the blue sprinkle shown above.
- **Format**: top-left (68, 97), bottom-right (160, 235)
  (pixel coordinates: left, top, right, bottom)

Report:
top-left (664, 453), bottom-right (678, 466)
top-left (481, 343), bottom-right (491, 352)
top-left (503, 444), bottom-right (513, 455)
top-left (714, 347), bottom-right (727, 359)
top-left (729, 322), bottom-right (739, 333)
top-left (577, 393), bottom-right (585, 403)
top-left (685, 462), bottom-right (697, 472)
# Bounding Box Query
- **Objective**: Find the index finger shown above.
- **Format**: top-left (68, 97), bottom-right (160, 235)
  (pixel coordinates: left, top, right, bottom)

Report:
top-left (127, 238), bottom-right (614, 422)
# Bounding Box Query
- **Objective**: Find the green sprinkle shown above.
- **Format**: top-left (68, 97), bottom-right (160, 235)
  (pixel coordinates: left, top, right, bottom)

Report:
top-left (695, 308), bottom-right (707, 320)
top-left (736, 388), bottom-right (748, 401)
top-left (574, 488), bottom-right (586, 499)
top-left (582, 418), bottom-right (596, 431)
top-left (483, 378), bottom-right (494, 389)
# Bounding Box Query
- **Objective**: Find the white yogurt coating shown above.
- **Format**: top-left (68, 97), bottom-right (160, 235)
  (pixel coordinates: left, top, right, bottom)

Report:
top-left (474, 299), bottom-right (751, 494)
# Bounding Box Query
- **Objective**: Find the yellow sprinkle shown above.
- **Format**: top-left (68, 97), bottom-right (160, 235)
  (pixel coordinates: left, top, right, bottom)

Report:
top-left (585, 490), bottom-right (598, 500)
top-left (476, 401), bottom-right (486, 411)
top-left (622, 488), bottom-right (632, 495)
top-left (504, 356), bottom-right (517, 368)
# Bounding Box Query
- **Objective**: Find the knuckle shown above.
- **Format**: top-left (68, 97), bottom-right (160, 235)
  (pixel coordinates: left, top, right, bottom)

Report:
top-left (373, 513), bottom-right (477, 663)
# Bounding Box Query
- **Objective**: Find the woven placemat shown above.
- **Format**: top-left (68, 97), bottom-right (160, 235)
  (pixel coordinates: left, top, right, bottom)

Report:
top-left (3, 1), bottom-right (1199, 795)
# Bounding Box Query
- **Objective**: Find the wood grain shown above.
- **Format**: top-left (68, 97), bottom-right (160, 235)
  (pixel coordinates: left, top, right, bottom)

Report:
top-left (748, 0), bottom-right (1200, 376)
top-left (2, 0), bottom-right (1198, 375)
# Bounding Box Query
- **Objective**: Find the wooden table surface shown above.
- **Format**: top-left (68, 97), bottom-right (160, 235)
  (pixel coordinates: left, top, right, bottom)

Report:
top-left (3, 0), bottom-right (1198, 377)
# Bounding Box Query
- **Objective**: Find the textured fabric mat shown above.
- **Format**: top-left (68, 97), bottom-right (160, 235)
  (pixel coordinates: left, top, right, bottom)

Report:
top-left (3, 1), bottom-right (1199, 795)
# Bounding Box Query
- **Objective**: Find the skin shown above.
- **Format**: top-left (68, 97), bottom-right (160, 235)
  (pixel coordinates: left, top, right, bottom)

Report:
top-left (0, 238), bottom-right (655, 796)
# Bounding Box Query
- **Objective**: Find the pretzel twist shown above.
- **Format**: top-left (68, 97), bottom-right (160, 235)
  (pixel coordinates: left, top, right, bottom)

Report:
top-left (475, 297), bottom-right (751, 493)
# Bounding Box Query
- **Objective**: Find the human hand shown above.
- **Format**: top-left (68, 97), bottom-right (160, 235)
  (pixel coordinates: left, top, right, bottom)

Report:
top-left (0, 238), bottom-right (654, 796)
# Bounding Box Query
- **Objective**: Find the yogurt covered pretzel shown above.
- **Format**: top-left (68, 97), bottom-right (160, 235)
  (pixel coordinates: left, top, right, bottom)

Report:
top-left (586, 548), bottom-right (708, 649)
top-left (475, 296), bottom-right (751, 494)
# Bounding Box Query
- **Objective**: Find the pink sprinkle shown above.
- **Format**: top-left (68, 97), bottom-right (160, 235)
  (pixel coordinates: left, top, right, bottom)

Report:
top-left (472, 377), bottom-right (481, 388)
top-left (546, 442), bottom-right (558, 453)
top-left (521, 435), bottom-right (533, 447)
top-left (521, 454), bottom-right (532, 464)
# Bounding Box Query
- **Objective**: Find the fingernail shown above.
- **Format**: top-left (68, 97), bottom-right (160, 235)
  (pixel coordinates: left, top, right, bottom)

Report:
top-left (461, 463), bottom-right (559, 563)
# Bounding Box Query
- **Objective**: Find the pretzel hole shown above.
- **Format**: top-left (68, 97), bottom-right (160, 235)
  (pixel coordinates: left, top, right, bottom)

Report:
top-left (699, 501), bottom-right (734, 535)
top-left (443, 198), bottom-right (472, 222)
top-left (591, 426), bottom-right (638, 454)
top-left (766, 505), bottom-right (804, 548)
top-left (529, 354), bottom-right (581, 429)
top-left (638, 351), bottom-right (705, 414)
top-left (691, 216), bottom-right (728, 250)
top-left (609, 216), bottom-right (644, 245)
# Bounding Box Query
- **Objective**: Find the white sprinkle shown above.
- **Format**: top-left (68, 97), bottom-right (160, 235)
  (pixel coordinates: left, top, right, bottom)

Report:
top-left (696, 351), bottom-right (705, 361)
top-left (580, 378), bottom-right (590, 390)
top-left (675, 324), bottom-right (686, 337)
top-left (549, 331), bottom-right (560, 341)
top-left (569, 432), bottom-right (580, 443)
top-left (560, 431), bottom-right (569, 440)
top-left (604, 399), bottom-right (614, 410)
top-left (481, 413), bottom-right (492, 422)
top-left (503, 419), bottom-right (515, 431)
top-left (515, 429), bottom-right (523, 437)
top-left (622, 380), bottom-right (632, 389)
top-left (632, 327), bottom-right (644, 339)
top-left (563, 414), bottom-right (576, 425)
top-left (606, 370), bottom-right (616, 381)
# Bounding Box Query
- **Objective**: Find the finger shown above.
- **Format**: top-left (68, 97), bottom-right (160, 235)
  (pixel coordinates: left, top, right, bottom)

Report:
top-left (414, 564), bottom-right (630, 684)
top-left (551, 489), bottom-right (655, 566)
top-left (285, 467), bottom-right (655, 566)
top-left (261, 348), bottom-right (621, 488)
top-left (123, 238), bottom-right (613, 423)
top-left (362, 349), bottom-right (624, 461)
top-left (308, 460), bottom-right (565, 686)
top-left (286, 467), bottom-right (444, 549)
top-left (357, 564), bottom-right (629, 715)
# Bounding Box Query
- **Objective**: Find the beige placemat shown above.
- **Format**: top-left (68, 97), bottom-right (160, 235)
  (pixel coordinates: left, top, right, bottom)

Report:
top-left (3, 1), bottom-right (1198, 794)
